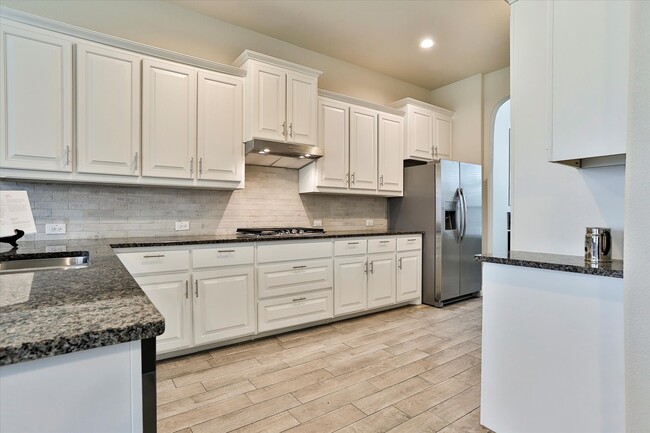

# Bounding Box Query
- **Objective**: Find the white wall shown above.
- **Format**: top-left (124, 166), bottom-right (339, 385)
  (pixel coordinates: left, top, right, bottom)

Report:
top-left (624, 1), bottom-right (650, 430)
top-left (1, 0), bottom-right (431, 105)
top-left (430, 74), bottom-right (483, 165)
top-left (510, 1), bottom-right (625, 259)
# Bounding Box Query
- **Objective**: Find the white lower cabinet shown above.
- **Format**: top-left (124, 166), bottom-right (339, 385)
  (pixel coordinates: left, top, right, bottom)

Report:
top-left (367, 253), bottom-right (396, 309)
top-left (257, 259), bottom-right (333, 298)
top-left (334, 255), bottom-right (368, 315)
top-left (135, 272), bottom-right (193, 354)
top-left (397, 251), bottom-right (421, 302)
top-left (258, 290), bottom-right (333, 333)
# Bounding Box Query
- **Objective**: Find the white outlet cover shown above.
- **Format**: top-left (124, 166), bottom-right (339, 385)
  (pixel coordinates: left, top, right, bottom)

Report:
top-left (313, 220), bottom-right (322, 227)
top-left (45, 223), bottom-right (66, 234)
top-left (365, 219), bottom-right (374, 227)
top-left (175, 221), bottom-right (190, 231)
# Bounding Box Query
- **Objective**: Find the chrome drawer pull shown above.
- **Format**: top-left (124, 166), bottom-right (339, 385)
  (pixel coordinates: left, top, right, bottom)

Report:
top-left (292, 297), bottom-right (307, 302)
top-left (347, 242), bottom-right (359, 245)
top-left (408, 238), bottom-right (417, 242)
top-left (398, 258), bottom-right (403, 270)
top-left (143, 255), bottom-right (165, 258)
top-left (195, 280), bottom-right (199, 297)
top-left (185, 281), bottom-right (189, 299)
top-left (218, 250), bottom-right (235, 253)
top-left (293, 265), bottom-right (307, 269)
top-left (379, 240), bottom-right (391, 244)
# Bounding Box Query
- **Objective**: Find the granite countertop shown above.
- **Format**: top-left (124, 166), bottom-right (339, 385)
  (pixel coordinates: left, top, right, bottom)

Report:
top-left (0, 230), bottom-right (422, 366)
top-left (476, 251), bottom-right (623, 279)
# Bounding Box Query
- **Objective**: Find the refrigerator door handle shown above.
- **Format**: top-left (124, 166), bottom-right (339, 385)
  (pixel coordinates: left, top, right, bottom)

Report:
top-left (460, 187), bottom-right (468, 241)
top-left (455, 188), bottom-right (462, 243)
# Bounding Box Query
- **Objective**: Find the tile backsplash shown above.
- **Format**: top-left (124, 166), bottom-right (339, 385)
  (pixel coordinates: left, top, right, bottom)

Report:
top-left (1, 166), bottom-right (388, 241)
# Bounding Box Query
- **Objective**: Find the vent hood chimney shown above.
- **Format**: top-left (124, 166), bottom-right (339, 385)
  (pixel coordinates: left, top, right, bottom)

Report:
top-left (244, 139), bottom-right (323, 169)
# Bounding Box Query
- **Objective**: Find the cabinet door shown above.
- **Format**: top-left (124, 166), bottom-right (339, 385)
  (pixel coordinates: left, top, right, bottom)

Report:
top-left (367, 253), bottom-right (396, 308)
top-left (397, 251), bottom-right (421, 302)
top-left (378, 113), bottom-right (404, 192)
top-left (193, 266), bottom-right (255, 346)
top-left (135, 273), bottom-right (192, 354)
top-left (197, 71), bottom-right (243, 182)
top-left (406, 106), bottom-right (434, 161)
top-left (0, 24), bottom-right (72, 172)
top-left (76, 43), bottom-right (140, 176)
top-left (316, 98), bottom-right (349, 189)
top-left (434, 112), bottom-right (452, 160)
top-left (250, 62), bottom-right (286, 141)
top-left (349, 105), bottom-right (377, 191)
top-left (142, 58), bottom-right (196, 179)
top-left (334, 255), bottom-right (367, 316)
top-left (286, 71), bottom-right (318, 145)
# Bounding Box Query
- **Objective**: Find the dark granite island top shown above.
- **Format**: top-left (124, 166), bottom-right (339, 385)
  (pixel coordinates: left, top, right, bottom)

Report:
top-left (476, 250), bottom-right (623, 279)
top-left (0, 230), bottom-right (422, 366)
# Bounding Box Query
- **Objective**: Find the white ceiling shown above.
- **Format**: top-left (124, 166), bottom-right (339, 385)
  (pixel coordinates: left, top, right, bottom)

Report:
top-left (167, 0), bottom-right (510, 90)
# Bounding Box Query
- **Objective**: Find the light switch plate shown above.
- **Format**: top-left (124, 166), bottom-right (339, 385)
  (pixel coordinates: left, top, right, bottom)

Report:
top-left (365, 219), bottom-right (374, 227)
top-left (175, 221), bottom-right (190, 231)
top-left (45, 224), bottom-right (66, 234)
top-left (313, 220), bottom-right (322, 227)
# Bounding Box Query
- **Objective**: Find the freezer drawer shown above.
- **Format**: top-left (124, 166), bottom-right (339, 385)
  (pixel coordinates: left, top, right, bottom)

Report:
top-left (257, 290), bottom-right (333, 332)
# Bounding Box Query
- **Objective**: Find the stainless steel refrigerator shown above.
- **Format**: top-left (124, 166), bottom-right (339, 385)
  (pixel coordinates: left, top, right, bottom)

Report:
top-left (389, 160), bottom-right (482, 307)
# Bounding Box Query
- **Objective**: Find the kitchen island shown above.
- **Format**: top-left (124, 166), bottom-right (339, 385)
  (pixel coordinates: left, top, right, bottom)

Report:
top-left (476, 251), bottom-right (624, 433)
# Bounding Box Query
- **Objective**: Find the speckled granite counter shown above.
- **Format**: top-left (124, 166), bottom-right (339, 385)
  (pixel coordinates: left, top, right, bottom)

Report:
top-left (476, 251), bottom-right (623, 279)
top-left (1, 230), bottom-right (422, 366)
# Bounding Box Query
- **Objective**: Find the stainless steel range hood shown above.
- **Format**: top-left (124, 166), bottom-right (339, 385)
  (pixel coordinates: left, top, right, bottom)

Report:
top-left (244, 139), bottom-right (323, 169)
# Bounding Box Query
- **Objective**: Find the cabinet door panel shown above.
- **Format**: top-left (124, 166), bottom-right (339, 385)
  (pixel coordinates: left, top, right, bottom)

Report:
top-left (257, 290), bottom-right (332, 333)
top-left (367, 253), bottom-right (396, 308)
top-left (434, 113), bottom-right (452, 160)
top-left (76, 44), bottom-right (140, 176)
top-left (407, 106), bottom-right (434, 160)
top-left (193, 267), bottom-right (255, 346)
top-left (136, 273), bottom-right (192, 354)
top-left (349, 106), bottom-right (377, 191)
top-left (397, 251), bottom-right (421, 302)
top-left (197, 71), bottom-right (243, 182)
top-left (142, 59), bottom-right (196, 179)
top-left (258, 259), bottom-right (333, 298)
top-left (317, 98), bottom-right (349, 188)
top-left (334, 256), bottom-right (367, 316)
top-left (0, 25), bottom-right (72, 172)
top-left (287, 72), bottom-right (318, 145)
top-left (251, 63), bottom-right (286, 141)
top-left (378, 113), bottom-right (403, 192)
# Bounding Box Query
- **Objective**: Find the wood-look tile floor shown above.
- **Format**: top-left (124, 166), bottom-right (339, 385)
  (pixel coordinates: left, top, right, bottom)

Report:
top-left (156, 298), bottom-right (491, 433)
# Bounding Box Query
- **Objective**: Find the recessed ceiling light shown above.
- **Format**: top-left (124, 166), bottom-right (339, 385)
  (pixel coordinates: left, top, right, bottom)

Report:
top-left (420, 38), bottom-right (434, 49)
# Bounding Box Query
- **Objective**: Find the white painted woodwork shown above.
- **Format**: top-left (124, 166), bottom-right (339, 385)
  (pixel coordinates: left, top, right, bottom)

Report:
top-left (550, 1), bottom-right (630, 161)
top-left (334, 255), bottom-right (368, 316)
top-left (433, 112), bottom-right (452, 160)
top-left (0, 341), bottom-right (142, 433)
top-left (76, 43), bottom-right (141, 176)
top-left (378, 113), bottom-right (404, 192)
top-left (117, 250), bottom-right (190, 275)
top-left (191, 245), bottom-right (254, 269)
top-left (316, 98), bottom-right (349, 189)
top-left (349, 105), bottom-right (378, 191)
top-left (397, 236), bottom-right (422, 251)
top-left (197, 70), bottom-right (244, 182)
top-left (250, 62), bottom-right (287, 141)
top-left (396, 251), bottom-right (421, 302)
top-left (142, 58), bottom-right (197, 179)
top-left (135, 272), bottom-right (193, 354)
top-left (257, 259), bottom-right (333, 298)
top-left (367, 252), bottom-right (396, 308)
top-left (257, 289), bottom-right (333, 333)
top-left (334, 239), bottom-right (367, 257)
top-left (193, 266), bottom-right (255, 345)
top-left (0, 24), bottom-right (72, 172)
top-left (257, 240), bottom-right (332, 263)
top-left (406, 105), bottom-right (434, 161)
top-left (286, 71), bottom-right (318, 145)
top-left (367, 237), bottom-right (396, 254)
top-left (480, 262), bottom-right (624, 433)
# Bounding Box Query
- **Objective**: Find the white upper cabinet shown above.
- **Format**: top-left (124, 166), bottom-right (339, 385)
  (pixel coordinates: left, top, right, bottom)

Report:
top-left (142, 58), bottom-right (197, 179)
top-left (197, 71), bottom-right (244, 182)
top-left (76, 43), bottom-right (141, 176)
top-left (391, 98), bottom-right (454, 162)
top-left (234, 50), bottom-right (321, 145)
top-left (0, 23), bottom-right (73, 172)
top-left (349, 105), bottom-right (378, 191)
top-left (378, 113), bottom-right (404, 192)
top-left (549, 1), bottom-right (630, 163)
top-left (316, 98), bottom-right (349, 189)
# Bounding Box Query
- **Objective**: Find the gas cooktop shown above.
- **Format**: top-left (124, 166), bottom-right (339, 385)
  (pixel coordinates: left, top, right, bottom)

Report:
top-left (236, 227), bottom-right (325, 237)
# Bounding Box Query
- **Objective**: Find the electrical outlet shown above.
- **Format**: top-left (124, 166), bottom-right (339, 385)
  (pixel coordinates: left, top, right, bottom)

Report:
top-left (45, 224), bottom-right (66, 234)
top-left (313, 220), bottom-right (322, 227)
top-left (46, 245), bottom-right (67, 253)
top-left (175, 221), bottom-right (190, 231)
top-left (365, 219), bottom-right (374, 227)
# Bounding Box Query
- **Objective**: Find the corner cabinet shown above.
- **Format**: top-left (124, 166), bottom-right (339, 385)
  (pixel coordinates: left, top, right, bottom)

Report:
top-left (234, 50), bottom-right (321, 146)
top-left (391, 98), bottom-right (454, 162)
top-left (299, 90), bottom-right (404, 197)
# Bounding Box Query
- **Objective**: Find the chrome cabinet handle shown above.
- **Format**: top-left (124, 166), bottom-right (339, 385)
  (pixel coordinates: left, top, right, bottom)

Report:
top-left (194, 280), bottom-right (198, 297)
top-left (431, 146), bottom-right (434, 157)
top-left (398, 258), bottom-right (402, 270)
top-left (289, 122), bottom-right (293, 138)
top-left (379, 240), bottom-right (391, 244)
top-left (185, 280), bottom-right (189, 299)
top-left (143, 254), bottom-right (165, 258)
top-left (190, 156), bottom-right (194, 178)
top-left (293, 265), bottom-right (307, 269)
top-left (351, 173), bottom-right (355, 184)
top-left (65, 145), bottom-right (70, 166)
top-left (380, 175), bottom-right (384, 186)
top-left (282, 121), bottom-right (287, 138)
top-left (434, 146), bottom-right (438, 157)
top-left (133, 152), bottom-right (138, 172)
top-left (408, 238), bottom-right (417, 242)
top-left (369, 261), bottom-right (374, 273)
top-left (346, 172), bottom-right (350, 186)
top-left (347, 242), bottom-right (359, 245)
top-left (218, 249), bottom-right (235, 253)
top-left (199, 157), bottom-right (203, 177)
top-left (364, 261), bottom-right (368, 274)
top-left (292, 297), bottom-right (306, 302)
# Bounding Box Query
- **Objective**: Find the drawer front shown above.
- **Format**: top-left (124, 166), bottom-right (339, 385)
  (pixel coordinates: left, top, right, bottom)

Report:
top-left (257, 241), bottom-right (332, 263)
top-left (367, 238), bottom-right (397, 254)
top-left (258, 259), bottom-right (333, 298)
top-left (397, 236), bottom-right (422, 251)
top-left (257, 289), bottom-right (333, 333)
top-left (117, 250), bottom-right (190, 275)
top-left (192, 245), bottom-right (254, 269)
top-left (334, 239), bottom-right (368, 256)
